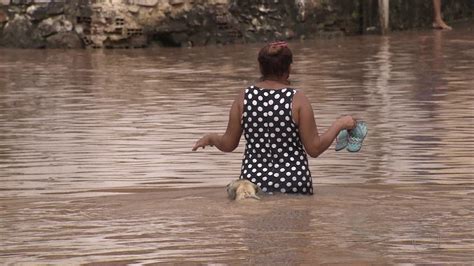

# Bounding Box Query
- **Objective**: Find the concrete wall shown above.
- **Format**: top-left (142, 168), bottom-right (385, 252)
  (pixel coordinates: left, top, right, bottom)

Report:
top-left (0, 0), bottom-right (472, 49)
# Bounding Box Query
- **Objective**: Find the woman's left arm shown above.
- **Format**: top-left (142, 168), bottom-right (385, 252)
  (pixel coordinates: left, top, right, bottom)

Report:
top-left (192, 91), bottom-right (243, 152)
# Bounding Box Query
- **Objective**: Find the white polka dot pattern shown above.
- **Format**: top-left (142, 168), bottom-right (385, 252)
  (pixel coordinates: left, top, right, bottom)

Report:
top-left (240, 86), bottom-right (313, 195)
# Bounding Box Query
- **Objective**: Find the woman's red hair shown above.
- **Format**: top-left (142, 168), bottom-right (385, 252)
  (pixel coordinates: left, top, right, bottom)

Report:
top-left (258, 41), bottom-right (293, 79)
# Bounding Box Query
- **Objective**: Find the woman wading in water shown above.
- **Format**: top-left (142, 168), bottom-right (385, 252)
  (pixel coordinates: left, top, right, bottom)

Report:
top-left (193, 41), bottom-right (357, 195)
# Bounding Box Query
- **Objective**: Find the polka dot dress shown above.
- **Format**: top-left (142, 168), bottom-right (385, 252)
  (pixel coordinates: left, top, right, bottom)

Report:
top-left (240, 85), bottom-right (313, 195)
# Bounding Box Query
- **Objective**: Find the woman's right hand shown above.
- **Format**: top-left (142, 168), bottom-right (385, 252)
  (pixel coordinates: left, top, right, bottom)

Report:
top-left (337, 115), bottom-right (356, 130)
top-left (192, 133), bottom-right (215, 151)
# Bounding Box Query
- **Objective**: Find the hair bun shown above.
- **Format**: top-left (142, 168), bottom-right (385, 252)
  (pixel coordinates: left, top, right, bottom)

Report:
top-left (268, 45), bottom-right (282, 55)
top-left (267, 41), bottom-right (288, 55)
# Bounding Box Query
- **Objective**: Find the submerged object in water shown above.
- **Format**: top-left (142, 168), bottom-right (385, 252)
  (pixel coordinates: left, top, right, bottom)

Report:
top-left (226, 179), bottom-right (261, 200)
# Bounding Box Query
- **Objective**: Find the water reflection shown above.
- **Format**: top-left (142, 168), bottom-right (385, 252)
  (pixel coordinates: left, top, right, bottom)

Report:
top-left (1, 29), bottom-right (472, 197)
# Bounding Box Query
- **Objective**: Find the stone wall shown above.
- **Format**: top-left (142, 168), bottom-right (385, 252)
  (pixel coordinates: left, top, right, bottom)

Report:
top-left (0, 0), bottom-right (472, 49)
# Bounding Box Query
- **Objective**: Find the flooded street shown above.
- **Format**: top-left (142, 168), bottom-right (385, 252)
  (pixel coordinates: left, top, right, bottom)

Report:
top-left (1, 22), bottom-right (473, 264)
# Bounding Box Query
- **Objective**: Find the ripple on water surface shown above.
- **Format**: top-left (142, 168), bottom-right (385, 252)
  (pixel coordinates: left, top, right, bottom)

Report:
top-left (0, 32), bottom-right (473, 197)
top-left (0, 24), bottom-right (473, 264)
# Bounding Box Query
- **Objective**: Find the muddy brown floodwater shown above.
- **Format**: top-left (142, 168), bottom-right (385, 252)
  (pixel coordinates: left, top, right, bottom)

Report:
top-left (1, 22), bottom-right (473, 264)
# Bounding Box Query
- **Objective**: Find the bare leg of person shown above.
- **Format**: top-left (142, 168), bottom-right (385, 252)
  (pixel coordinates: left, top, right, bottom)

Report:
top-left (433, 0), bottom-right (452, 30)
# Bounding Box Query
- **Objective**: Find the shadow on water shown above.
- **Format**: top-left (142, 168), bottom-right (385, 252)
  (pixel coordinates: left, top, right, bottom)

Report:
top-left (0, 22), bottom-right (473, 263)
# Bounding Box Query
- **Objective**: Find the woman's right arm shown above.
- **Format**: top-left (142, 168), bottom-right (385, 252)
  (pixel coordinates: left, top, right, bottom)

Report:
top-left (192, 89), bottom-right (244, 152)
top-left (295, 92), bottom-right (355, 158)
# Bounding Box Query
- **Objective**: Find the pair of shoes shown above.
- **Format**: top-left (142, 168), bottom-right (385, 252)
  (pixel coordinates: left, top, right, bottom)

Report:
top-left (335, 129), bottom-right (349, 151)
top-left (335, 121), bottom-right (368, 152)
top-left (347, 121), bottom-right (368, 152)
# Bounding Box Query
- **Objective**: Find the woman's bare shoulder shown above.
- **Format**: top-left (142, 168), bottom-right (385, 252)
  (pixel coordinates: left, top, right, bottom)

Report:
top-left (292, 89), bottom-right (310, 105)
top-left (234, 87), bottom-right (247, 110)
top-left (237, 87), bottom-right (246, 98)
